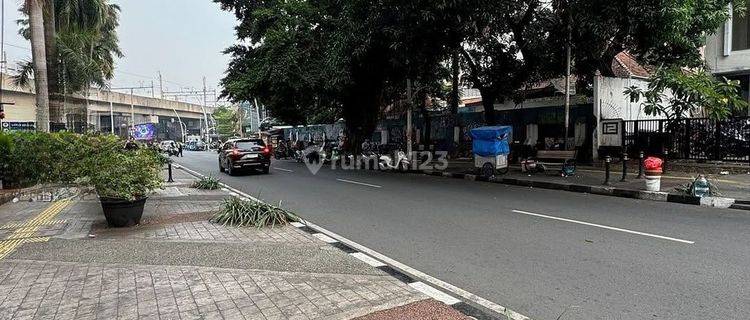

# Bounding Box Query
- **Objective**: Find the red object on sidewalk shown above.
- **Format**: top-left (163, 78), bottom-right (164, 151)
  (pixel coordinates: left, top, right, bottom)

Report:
top-left (644, 156), bottom-right (663, 176)
top-left (644, 157), bottom-right (663, 170)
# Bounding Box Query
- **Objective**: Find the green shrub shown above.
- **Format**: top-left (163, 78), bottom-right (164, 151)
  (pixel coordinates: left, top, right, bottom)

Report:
top-left (192, 175), bottom-right (221, 190)
top-left (82, 145), bottom-right (165, 201)
top-left (211, 197), bottom-right (299, 228)
top-left (0, 132), bottom-right (164, 200)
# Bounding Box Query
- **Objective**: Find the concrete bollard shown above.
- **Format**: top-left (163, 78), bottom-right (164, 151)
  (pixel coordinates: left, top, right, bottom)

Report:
top-left (620, 152), bottom-right (629, 182)
top-left (603, 156), bottom-right (612, 186)
top-left (167, 160), bottom-right (175, 183)
top-left (637, 151), bottom-right (645, 179)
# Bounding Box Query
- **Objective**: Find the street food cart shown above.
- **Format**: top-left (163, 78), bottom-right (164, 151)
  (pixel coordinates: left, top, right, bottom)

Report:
top-left (470, 126), bottom-right (512, 177)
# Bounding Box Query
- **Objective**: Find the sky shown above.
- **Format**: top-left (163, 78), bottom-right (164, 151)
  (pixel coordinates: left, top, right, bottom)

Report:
top-left (2, 0), bottom-right (238, 104)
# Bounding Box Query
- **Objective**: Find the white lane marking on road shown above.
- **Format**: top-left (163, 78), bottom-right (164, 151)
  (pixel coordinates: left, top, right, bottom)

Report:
top-left (177, 164), bottom-right (530, 320)
top-left (290, 222), bottom-right (305, 228)
top-left (273, 167), bottom-right (293, 172)
top-left (512, 209), bottom-right (695, 244)
top-left (350, 252), bottom-right (386, 268)
top-left (336, 178), bottom-right (382, 188)
top-left (409, 281), bottom-right (462, 305)
top-left (312, 233), bottom-right (338, 243)
top-left (299, 219), bottom-right (531, 320)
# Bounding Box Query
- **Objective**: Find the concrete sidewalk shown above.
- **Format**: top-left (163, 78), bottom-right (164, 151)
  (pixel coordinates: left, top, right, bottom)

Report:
top-left (0, 169), bottom-right (466, 320)
top-left (428, 159), bottom-right (750, 208)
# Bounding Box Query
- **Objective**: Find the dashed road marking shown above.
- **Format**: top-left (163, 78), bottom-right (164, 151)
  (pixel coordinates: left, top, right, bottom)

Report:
top-left (336, 178), bottom-right (382, 188)
top-left (178, 163), bottom-right (527, 320)
top-left (273, 167), bottom-right (293, 172)
top-left (512, 209), bottom-right (695, 244)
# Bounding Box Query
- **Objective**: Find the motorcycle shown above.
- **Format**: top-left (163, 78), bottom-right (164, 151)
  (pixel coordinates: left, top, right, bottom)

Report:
top-left (379, 149), bottom-right (411, 171)
top-left (275, 143), bottom-right (290, 160)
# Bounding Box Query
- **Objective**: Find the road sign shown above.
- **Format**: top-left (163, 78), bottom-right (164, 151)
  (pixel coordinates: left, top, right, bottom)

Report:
top-left (1, 121), bottom-right (36, 132)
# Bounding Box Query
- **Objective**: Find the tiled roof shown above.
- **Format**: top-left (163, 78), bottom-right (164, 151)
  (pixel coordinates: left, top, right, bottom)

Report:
top-left (612, 51), bottom-right (650, 78)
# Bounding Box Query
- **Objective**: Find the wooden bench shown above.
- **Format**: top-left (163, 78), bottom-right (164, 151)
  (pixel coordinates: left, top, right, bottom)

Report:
top-left (531, 150), bottom-right (577, 175)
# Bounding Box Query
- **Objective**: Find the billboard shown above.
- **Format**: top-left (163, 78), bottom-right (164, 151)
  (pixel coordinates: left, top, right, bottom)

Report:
top-left (131, 123), bottom-right (157, 141)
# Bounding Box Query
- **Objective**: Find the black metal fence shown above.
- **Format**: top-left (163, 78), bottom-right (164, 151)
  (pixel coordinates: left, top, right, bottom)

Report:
top-left (623, 117), bottom-right (750, 162)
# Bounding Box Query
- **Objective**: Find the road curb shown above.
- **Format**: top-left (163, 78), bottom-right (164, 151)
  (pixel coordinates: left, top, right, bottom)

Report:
top-left (175, 164), bottom-right (527, 320)
top-left (423, 170), bottom-right (741, 210)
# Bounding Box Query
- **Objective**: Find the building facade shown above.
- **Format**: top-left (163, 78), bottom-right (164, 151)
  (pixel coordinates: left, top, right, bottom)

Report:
top-left (705, 1), bottom-right (750, 108)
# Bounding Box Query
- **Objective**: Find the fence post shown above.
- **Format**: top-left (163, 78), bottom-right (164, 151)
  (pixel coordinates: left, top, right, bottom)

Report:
top-left (620, 152), bottom-right (629, 182)
top-left (714, 120), bottom-right (722, 160)
top-left (603, 156), bottom-right (612, 186)
top-left (637, 151), bottom-right (645, 179)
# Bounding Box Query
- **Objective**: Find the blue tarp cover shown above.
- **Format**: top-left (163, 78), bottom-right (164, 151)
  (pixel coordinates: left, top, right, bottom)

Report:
top-left (470, 126), bottom-right (512, 156)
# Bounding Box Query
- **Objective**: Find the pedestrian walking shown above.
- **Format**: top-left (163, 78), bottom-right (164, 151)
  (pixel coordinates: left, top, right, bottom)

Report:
top-left (178, 142), bottom-right (184, 157)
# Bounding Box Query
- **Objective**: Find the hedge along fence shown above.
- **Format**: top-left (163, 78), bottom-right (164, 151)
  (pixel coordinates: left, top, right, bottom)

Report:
top-left (0, 132), bottom-right (166, 200)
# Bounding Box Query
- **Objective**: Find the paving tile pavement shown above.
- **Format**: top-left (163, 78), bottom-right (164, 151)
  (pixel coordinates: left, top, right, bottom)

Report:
top-left (124, 220), bottom-right (318, 244)
top-left (0, 176), bottom-right (430, 320)
top-left (0, 260), bottom-right (424, 320)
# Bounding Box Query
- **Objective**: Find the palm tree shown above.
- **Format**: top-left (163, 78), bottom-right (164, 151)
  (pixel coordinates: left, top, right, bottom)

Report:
top-left (15, 0), bottom-right (121, 131)
top-left (26, 0), bottom-right (50, 132)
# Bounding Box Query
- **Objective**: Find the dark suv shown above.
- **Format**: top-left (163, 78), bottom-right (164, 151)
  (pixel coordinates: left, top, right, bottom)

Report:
top-left (218, 139), bottom-right (272, 175)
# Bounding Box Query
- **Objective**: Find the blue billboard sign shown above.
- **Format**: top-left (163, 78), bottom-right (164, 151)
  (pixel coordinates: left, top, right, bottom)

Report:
top-left (131, 123), bottom-right (157, 140)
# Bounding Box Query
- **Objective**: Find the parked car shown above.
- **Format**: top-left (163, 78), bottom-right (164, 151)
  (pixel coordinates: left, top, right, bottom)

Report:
top-left (218, 138), bottom-right (272, 175)
top-left (185, 140), bottom-right (206, 151)
top-left (159, 140), bottom-right (179, 156)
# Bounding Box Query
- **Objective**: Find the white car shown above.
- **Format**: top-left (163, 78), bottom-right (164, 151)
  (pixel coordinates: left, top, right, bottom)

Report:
top-left (159, 140), bottom-right (178, 155)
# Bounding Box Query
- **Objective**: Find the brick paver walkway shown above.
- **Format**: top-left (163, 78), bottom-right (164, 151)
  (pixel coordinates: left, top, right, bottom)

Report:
top-left (0, 260), bottom-right (421, 320)
top-left (0, 173), bottom-right (428, 320)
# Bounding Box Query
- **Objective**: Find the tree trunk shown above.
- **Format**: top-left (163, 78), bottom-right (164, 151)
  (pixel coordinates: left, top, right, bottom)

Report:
top-left (419, 92), bottom-right (431, 145)
top-left (450, 47), bottom-right (460, 115)
top-left (43, 0), bottom-right (63, 128)
top-left (29, 0), bottom-right (50, 132)
top-left (479, 88), bottom-right (496, 125)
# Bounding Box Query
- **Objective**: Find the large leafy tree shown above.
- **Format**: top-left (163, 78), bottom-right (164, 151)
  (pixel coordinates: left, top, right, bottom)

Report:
top-left (460, 0), bottom-right (561, 124)
top-left (16, 0), bottom-right (122, 129)
top-left (217, 0), bottom-right (464, 147)
top-left (564, 0), bottom-right (739, 82)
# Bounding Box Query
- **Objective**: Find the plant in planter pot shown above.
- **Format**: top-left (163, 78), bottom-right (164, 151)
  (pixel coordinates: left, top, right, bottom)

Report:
top-left (81, 137), bottom-right (165, 227)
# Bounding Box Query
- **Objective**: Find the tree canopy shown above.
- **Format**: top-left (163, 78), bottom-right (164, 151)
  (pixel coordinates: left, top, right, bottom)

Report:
top-left (216, 0), bottom-right (745, 144)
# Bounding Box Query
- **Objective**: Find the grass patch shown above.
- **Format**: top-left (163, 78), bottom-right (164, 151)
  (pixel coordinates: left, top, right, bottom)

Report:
top-left (192, 175), bottom-right (221, 190)
top-left (211, 196), bottom-right (299, 228)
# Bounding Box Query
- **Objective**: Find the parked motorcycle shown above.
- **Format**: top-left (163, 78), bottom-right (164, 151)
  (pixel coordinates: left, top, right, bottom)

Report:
top-left (379, 149), bottom-right (411, 171)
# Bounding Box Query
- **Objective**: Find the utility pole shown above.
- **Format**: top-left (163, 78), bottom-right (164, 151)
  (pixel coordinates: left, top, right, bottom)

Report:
top-left (162, 86), bottom-right (218, 143)
top-left (111, 85), bottom-right (153, 137)
top-left (158, 71), bottom-right (164, 99)
top-left (563, 0), bottom-right (572, 150)
top-left (202, 77), bottom-right (210, 144)
top-left (130, 88), bottom-right (134, 132)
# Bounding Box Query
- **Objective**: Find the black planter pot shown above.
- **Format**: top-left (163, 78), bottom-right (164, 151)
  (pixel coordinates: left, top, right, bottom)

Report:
top-left (99, 197), bottom-right (148, 227)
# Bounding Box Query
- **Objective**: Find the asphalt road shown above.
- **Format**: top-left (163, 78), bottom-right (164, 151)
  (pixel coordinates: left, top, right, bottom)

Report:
top-left (175, 151), bottom-right (750, 320)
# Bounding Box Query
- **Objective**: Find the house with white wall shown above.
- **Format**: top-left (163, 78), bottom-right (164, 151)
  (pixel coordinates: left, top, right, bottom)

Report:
top-left (705, 1), bottom-right (750, 108)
